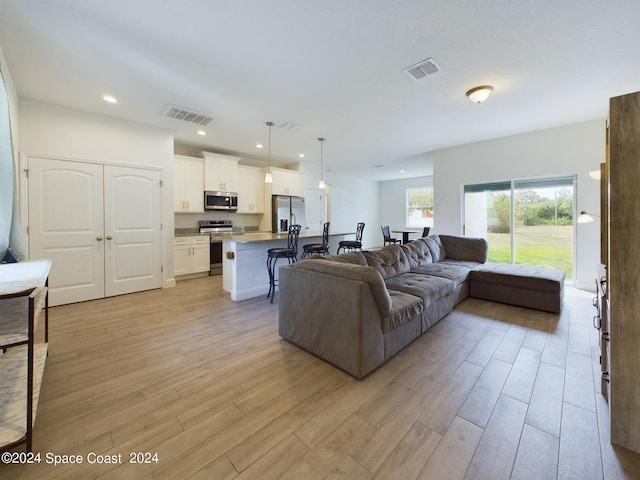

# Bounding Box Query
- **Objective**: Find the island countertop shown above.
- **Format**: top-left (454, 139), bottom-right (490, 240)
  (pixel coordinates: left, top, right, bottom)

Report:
top-left (221, 231), bottom-right (351, 301)
top-left (224, 231), bottom-right (351, 244)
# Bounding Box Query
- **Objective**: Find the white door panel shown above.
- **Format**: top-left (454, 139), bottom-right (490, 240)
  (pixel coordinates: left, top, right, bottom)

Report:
top-left (29, 158), bottom-right (104, 306)
top-left (104, 166), bottom-right (162, 297)
top-left (29, 159), bottom-right (163, 305)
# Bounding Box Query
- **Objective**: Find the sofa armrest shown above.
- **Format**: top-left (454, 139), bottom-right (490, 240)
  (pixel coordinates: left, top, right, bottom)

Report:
top-left (439, 235), bottom-right (488, 263)
top-left (278, 261), bottom-right (386, 378)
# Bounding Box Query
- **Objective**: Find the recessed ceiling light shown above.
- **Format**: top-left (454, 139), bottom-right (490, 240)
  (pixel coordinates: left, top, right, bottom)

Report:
top-left (102, 95), bottom-right (117, 104)
top-left (298, 153), bottom-right (305, 158)
top-left (197, 130), bottom-right (206, 136)
top-left (400, 170), bottom-right (406, 173)
top-left (256, 143), bottom-right (263, 149)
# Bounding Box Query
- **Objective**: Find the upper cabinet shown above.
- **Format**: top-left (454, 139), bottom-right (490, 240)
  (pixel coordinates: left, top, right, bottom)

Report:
top-left (174, 155), bottom-right (204, 213)
top-left (203, 152), bottom-right (240, 192)
top-left (237, 165), bottom-right (265, 214)
top-left (271, 167), bottom-right (302, 197)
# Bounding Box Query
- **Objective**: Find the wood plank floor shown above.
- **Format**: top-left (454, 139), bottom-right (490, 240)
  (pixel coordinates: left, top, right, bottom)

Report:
top-left (2, 276), bottom-right (640, 479)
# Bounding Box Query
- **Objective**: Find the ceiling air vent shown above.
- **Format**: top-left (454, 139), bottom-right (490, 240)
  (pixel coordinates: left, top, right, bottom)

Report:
top-left (276, 122), bottom-right (300, 131)
top-left (162, 104), bottom-right (215, 126)
top-left (404, 58), bottom-right (440, 81)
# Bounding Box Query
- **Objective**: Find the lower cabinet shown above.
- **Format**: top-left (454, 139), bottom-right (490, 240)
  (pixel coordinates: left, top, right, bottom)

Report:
top-left (174, 236), bottom-right (210, 277)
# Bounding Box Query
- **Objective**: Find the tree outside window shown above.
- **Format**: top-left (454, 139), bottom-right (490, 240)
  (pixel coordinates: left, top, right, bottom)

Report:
top-left (406, 187), bottom-right (433, 228)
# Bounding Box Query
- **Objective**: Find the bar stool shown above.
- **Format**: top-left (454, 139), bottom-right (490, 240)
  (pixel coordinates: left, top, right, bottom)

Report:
top-left (337, 222), bottom-right (365, 254)
top-left (266, 224), bottom-right (301, 303)
top-left (302, 222), bottom-right (330, 258)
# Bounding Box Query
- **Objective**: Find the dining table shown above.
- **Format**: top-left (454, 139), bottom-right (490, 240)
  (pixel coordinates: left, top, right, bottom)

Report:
top-left (392, 229), bottom-right (420, 244)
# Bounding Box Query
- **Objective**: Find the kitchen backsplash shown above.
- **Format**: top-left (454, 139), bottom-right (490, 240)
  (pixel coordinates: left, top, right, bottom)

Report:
top-left (174, 212), bottom-right (261, 230)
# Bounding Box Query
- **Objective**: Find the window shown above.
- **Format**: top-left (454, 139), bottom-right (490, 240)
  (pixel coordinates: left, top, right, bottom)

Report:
top-left (464, 176), bottom-right (575, 281)
top-left (406, 187), bottom-right (433, 228)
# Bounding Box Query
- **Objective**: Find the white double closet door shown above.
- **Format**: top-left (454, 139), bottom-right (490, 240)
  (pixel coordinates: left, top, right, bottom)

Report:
top-left (28, 157), bottom-right (162, 306)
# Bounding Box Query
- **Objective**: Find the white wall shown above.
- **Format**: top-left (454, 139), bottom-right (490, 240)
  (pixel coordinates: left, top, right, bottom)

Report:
top-left (0, 46), bottom-right (19, 153)
top-left (18, 99), bottom-right (177, 286)
top-left (379, 175), bottom-right (433, 247)
top-left (324, 170), bottom-right (379, 250)
top-left (433, 119), bottom-right (605, 289)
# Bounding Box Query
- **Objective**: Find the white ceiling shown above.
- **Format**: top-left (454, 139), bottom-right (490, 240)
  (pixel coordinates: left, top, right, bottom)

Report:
top-left (1, 0), bottom-right (639, 181)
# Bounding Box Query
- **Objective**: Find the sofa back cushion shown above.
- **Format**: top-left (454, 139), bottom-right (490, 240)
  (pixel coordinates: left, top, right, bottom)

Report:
top-left (400, 238), bottom-right (433, 269)
top-left (363, 244), bottom-right (411, 280)
top-left (439, 235), bottom-right (488, 263)
top-left (315, 251), bottom-right (367, 265)
top-left (423, 235), bottom-right (446, 262)
top-left (293, 259), bottom-right (392, 315)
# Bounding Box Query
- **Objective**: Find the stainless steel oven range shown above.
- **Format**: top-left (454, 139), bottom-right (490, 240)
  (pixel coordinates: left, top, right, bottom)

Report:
top-left (198, 220), bottom-right (233, 275)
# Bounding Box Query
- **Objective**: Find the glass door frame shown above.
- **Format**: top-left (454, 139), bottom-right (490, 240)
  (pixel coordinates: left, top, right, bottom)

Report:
top-left (462, 174), bottom-right (577, 284)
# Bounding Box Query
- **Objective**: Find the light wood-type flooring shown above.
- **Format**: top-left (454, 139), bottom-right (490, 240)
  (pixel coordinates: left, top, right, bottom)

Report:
top-left (2, 276), bottom-right (640, 479)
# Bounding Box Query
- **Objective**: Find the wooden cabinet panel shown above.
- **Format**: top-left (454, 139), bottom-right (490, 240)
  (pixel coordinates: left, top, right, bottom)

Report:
top-left (607, 90), bottom-right (640, 454)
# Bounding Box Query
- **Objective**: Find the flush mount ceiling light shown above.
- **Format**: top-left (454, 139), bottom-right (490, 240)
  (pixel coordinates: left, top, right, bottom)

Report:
top-left (466, 85), bottom-right (493, 103)
top-left (102, 94), bottom-right (117, 104)
top-left (196, 130), bottom-right (206, 136)
top-left (264, 121), bottom-right (274, 184)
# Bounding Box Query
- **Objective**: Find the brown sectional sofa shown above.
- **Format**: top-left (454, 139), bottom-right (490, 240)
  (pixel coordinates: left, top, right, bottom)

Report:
top-left (278, 235), bottom-right (488, 378)
top-left (278, 234), bottom-right (564, 379)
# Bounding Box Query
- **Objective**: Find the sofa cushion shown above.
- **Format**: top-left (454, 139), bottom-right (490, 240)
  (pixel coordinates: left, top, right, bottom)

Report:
top-left (439, 259), bottom-right (484, 270)
top-left (470, 262), bottom-right (565, 293)
top-left (439, 235), bottom-right (488, 263)
top-left (363, 244), bottom-right (411, 280)
top-left (423, 235), bottom-right (445, 262)
top-left (411, 262), bottom-right (473, 287)
top-left (400, 238), bottom-right (433, 269)
top-left (382, 290), bottom-right (424, 333)
top-left (385, 273), bottom-right (453, 308)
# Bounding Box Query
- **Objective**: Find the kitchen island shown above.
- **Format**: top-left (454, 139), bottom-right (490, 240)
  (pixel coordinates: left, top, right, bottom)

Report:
top-left (222, 231), bottom-right (349, 301)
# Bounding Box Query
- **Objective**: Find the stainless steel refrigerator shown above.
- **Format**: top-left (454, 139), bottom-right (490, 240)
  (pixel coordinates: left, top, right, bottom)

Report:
top-left (272, 195), bottom-right (307, 233)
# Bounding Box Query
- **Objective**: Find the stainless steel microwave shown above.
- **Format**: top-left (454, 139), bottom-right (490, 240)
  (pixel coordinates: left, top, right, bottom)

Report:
top-left (204, 191), bottom-right (238, 210)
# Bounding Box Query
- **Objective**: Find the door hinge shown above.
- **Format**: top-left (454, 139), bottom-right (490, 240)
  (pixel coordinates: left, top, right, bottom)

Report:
top-left (23, 168), bottom-right (29, 178)
top-left (159, 179), bottom-right (163, 187)
top-left (26, 225), bottom-right (29, 234)
top-left (160, 223), bottom-right (163, 230)
top-left (161, 266), bottom-right (164, 273)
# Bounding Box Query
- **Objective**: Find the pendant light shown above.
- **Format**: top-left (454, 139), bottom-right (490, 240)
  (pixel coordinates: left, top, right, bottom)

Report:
top-left (318, 137), bottom-right (326, 189)
top-left (264, 121), bottom-right (274, 183)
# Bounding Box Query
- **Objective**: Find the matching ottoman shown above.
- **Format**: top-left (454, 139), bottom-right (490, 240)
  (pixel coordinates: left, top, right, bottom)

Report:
top-left (469, 263), bottom-right (565, 313)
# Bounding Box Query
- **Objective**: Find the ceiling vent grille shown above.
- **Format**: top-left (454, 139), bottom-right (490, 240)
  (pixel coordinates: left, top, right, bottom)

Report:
top-left (162, 104), bottom-right (215, 126)
top-left (276, 122), bottom-right (300, 130)
top-left (404, 58), bottom-right (440, 81)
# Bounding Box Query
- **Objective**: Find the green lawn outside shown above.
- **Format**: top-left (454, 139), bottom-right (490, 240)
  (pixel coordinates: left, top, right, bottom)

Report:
top-left (487, 225), bottom-right (573, 279)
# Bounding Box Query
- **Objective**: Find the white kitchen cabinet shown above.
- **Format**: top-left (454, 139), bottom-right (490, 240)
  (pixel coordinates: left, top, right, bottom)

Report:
top-left (174, 236), bottom-right (210, 277)
top-left (174, 155), bottom-right (204, 213)
top-left (203, 152), bottom-right (240, 192)
top-left (271, 168), bottom-right (302, 196)
top-left (237, 165), bottom-right (264, 213)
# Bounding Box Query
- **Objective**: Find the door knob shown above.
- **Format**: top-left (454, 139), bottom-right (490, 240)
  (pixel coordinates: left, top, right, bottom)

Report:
top-left (97, 236), bottom-right (103, 241)
top-left (106, 235), bottom-right (113, 240)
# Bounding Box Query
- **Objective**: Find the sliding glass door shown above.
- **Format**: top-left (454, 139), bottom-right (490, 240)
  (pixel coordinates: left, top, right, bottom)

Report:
top-left (464, 176), bottom-right (575, 281)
